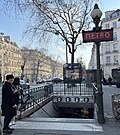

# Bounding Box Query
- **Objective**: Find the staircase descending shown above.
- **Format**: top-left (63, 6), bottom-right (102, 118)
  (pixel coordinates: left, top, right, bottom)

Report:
top-left (12, 117), bottom-right (103, 135)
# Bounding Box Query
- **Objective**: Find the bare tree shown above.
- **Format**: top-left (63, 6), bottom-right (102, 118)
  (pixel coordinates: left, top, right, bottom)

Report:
top-left (49, 55), bottom-right (60, 77)
top-left (0, 0), bottom-right (99, 63)
top-left (26, 0), bottom-right (96, 64)
top-left (21, 47), bottom-right (32, 79)
top-left (34, 48), bottom-right (47, 80)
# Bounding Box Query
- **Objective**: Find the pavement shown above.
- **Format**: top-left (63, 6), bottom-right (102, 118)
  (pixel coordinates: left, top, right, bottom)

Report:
top-left (10, 117), bottom-right (120, 135)
top-left (1, 85), bottom-right (120, 135)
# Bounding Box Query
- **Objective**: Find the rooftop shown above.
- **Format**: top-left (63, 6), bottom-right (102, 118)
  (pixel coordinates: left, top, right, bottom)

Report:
top-left (102, 9), bottom-right (120, 22)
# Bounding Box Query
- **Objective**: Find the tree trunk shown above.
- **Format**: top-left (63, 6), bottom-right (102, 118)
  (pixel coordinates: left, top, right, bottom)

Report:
top-left (21, 69), bottom-right (24, 80)
top-left (36, 61), bottom-right (40, 81)
top-left (52, 65), bottom-right (55, 77)
top-left (71, 43), bottom-right (74, 64)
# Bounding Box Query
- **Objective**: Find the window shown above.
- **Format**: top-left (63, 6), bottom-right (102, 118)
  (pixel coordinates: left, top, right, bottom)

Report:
top-left (113, 44), bottom-right (118, 51)
top-left (110, 15), bottom-right (112, 19)
top-left (113, 22), bottom-right (117, 28)
top-left (114, 55), bottom-right (118, 63)
top-left (105, 23), bottom-right (109, 29)
top-left (113, 32), bottom-right (117, 40)
top-left (117, 12), bottom-right (120, 16)
top-left (106, 56), bottom-right (111, 63)
top-left (106, 45), bottom-right (110, 52)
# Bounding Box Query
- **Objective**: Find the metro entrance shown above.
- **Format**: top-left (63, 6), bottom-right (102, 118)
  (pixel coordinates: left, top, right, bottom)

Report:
top-left (53, 63), bottom-right (95, 119)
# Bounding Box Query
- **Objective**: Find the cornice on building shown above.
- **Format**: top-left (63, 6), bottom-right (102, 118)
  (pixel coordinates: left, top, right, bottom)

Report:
top-left (102, 9), bottom-right (120, 23)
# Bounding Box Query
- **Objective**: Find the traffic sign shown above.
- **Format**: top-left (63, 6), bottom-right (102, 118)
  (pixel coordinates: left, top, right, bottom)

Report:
top-left (82, 28), bottom-right (113, 43)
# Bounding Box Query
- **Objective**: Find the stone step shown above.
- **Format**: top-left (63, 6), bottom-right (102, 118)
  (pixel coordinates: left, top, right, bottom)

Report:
top-left (12, 118), bottom-right (103, 135)
top-left (24, 117), bottom-right (97, 123)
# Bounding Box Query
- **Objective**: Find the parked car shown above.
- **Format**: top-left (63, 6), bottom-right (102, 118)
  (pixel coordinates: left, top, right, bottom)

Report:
top-left (20, 80), bottom-right (30, 89)
top-left (51, 78), bottom-right (63, 83)
top-left (102, 80), bottom-right (117, 85)
top-left (36, 79), bottom-right (46, 84)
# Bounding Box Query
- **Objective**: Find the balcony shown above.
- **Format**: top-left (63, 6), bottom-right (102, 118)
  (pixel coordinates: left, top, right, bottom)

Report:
top-left (106, 63), bottom-right (112, 66)
top-left (113, 50), bottom-right (119, 53)
top-left (113, 63), bottom-right (119, 65)
top-left (105, 51), bottom-right (111, 54)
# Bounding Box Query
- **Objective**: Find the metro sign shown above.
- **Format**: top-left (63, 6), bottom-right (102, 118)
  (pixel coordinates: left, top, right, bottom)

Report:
top-left (82, 28), bottom-right (113, 43)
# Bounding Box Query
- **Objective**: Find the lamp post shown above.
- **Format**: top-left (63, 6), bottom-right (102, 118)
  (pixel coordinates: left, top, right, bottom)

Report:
top-left (91, 4), bottom-right (105, 124)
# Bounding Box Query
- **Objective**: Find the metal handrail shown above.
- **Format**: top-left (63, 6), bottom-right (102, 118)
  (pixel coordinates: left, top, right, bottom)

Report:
top-left (18, 82), bottom-right (96, 118)
top-left (53, 82), bottom-right (93, 96)
top-left (19, 84), bottom-right (53, 114)
top-left (92, 83), bottom-right (98, 103)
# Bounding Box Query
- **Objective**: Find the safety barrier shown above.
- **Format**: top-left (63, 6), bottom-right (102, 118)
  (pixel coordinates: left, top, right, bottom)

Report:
top-left (17, 82), bottom-right (96, 119)
top-left (53, 82), bottom-right (94, 96)
top-left (18, 84), bottom-right (53, 119)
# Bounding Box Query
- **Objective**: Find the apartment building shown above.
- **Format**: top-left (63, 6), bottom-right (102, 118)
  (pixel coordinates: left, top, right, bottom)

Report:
top-left (21, 48), bottom-right (63, 82)
top-left (0, 35), bottom-right (22, 81)
top-left (88, 9), bottom-right (120, 79)
top-left (0, 34), bottom-right (63, 82)
top-left (101, 9), bottom-right (120, 78)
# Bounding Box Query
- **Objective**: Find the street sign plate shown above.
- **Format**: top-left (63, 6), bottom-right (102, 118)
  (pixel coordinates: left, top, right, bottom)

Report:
top-left (82, 28), bottom-right (113, 43)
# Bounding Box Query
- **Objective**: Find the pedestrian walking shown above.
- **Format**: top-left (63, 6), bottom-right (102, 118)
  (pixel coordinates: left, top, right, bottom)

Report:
top-left (103, 77), bottom-right (106, 85)
top-left (1, 74), bottom-right (17, 134)
top-left (108, 76), bottom-right (112, 86)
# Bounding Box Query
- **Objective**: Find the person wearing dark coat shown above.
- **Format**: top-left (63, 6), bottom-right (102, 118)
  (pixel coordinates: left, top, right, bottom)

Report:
top-left (12, 77), bottom-right (20, 106)
top-left (9, 77), bottom-right (20, 126)
top-left (1, 74), bottom-right (17, 134)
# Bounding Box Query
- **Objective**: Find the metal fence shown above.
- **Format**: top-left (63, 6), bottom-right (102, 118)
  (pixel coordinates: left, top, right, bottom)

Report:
top-left (18, 84), bottom-right (53, 115)
top-left (18, 82), bottom-right (96, 118)
top-left (53, 82), bottom-right (93, 96)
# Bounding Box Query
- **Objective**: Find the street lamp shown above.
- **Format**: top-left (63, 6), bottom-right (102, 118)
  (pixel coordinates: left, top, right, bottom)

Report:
top-left (91, 4), bottom-right (105, 124)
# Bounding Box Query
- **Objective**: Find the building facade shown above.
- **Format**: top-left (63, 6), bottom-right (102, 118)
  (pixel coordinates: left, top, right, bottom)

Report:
top-left (0, 34), bottom-right (63, 82)
top-left (101, 9), bottom-right (120, 78)
top-left (88, 44), bottom-right (96, 69)
top-left (88, 9), bottom-right (120, 79)
top-left (21, 48), bottom-right (63, 82)
top-left (0, 35), bottom-right (22, 81)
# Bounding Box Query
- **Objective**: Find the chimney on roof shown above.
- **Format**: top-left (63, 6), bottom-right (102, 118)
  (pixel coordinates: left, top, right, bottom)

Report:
top-left (105, 10), bottom-right (115, 18)
top-left (4, 36), bottom-right (10, 43)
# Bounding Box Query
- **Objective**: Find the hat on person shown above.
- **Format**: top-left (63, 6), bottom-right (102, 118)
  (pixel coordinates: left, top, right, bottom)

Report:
top-left (6, 74), bottom-right (14, 80)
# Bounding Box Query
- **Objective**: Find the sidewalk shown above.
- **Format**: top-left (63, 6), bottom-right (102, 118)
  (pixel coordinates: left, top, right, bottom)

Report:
top-left (11, 117), bottom-right (120, 135)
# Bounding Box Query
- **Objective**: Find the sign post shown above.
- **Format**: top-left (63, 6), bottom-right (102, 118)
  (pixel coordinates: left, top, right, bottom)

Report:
top-left (82, 4), bottom-right (113, 124)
